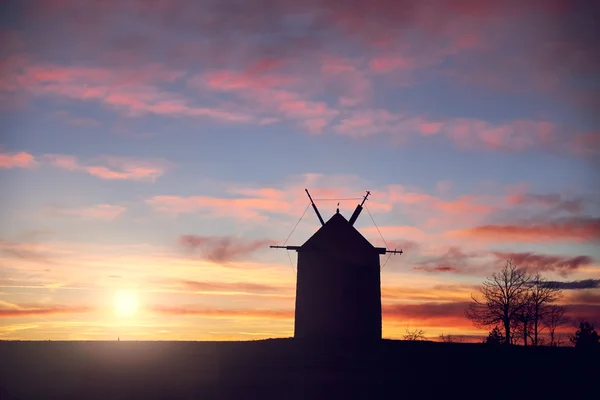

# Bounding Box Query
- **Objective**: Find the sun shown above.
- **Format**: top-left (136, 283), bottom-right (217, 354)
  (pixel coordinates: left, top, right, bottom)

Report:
top-left (113, 290), bottom-right (139, 317)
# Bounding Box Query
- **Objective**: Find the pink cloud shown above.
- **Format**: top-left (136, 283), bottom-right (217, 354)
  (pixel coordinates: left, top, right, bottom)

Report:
top-left (333, 111), bottom-right (591, 156)
top-left (44, 154), bottom-right (172, 182)
top-left (362, 226), bottom-right (429, 242)
top-left (192, 63), bottom-right (341, 134)
top-left (384, 184), bottom-right (495, 217)
top-left (333, 109), bottom-right (404, 138)
top-left (147, 195), bottom-right (292, 220)
top-left (7, 61), bottom-right (255, 123)
top-left (491, 251), bottom-right (594, 276)
top-left (369, 56), bottom-right (414, 74)
top-left (179, 235), bottom-right (276, 263)
top-left (505, 192), bottom-right (584, 214)
top-left (448, 217), bottom-right (600, 243)
top-left (0, 149), bottom-right (37, 168)
top-left (52, 204), bottom-right (126, 221)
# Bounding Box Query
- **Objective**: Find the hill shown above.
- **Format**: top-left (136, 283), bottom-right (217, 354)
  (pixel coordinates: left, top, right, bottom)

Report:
top-left (0, 339), bottom-right (596, 399)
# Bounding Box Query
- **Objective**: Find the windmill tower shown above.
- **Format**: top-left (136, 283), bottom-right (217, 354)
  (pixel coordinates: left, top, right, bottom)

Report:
top-left (272, 190), bottom-right (402, 341)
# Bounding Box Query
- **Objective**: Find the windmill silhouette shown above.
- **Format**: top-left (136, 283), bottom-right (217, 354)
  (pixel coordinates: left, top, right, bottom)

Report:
top-left (272, 190), bottom-right (402, 340)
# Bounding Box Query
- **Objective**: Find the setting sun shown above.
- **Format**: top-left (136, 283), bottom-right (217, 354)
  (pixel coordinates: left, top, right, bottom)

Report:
top-left (113, 290), bottom-right (140, 318)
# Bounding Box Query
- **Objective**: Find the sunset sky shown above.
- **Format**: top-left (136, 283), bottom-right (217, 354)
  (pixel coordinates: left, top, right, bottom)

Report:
top-left (1, 0), bottom-right (599, 342)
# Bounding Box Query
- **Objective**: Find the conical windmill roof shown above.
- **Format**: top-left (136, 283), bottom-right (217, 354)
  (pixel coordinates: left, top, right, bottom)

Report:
top-left (301, 212), bottom-right (382, 256)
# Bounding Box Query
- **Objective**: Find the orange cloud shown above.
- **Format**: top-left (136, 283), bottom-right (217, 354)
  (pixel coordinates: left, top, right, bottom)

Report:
top-left (383, 301), bottom-right (471, 323)
top-left (150, 306), bottom-right (294, 320)
top-left (449, 217), bottom-right (600, 242)
top-left (0, 303), bottom-right (92, 317)
top-left (0, 149), bottom-right (37, 168)
top-left (174, 279), bottom-right (292, 295)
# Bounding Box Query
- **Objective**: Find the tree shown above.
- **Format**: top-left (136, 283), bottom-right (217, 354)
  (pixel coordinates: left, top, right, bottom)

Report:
top-left (527, 274), bottom-right (562, 346)
top-left (512, 297), bottom-right (534, 346)
top-left (439, 333), bottom-right (463, 343)
top-left (403, 326), bottom-right (426, 341)
top-left (465, 260), bottom-right (531, 345)
top-left (542, 305), bottom-right (568, 346)
top-left (570, 321), bottom-right (599, 349)
top-left (485, 326), bottom-right (504, 345)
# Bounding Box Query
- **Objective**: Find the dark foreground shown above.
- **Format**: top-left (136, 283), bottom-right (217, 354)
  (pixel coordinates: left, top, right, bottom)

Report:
top-left (1, 339), bottom-right (597, 399)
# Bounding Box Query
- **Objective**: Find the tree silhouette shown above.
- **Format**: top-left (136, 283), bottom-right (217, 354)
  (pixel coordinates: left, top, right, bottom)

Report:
top-left (543, 305), bottom-right (568, 346)
top-left (570, 321), bottom-right (599, 349)
top-left (465, 261), bottom-right (531, 345)
top-left (527, 274), bottom-right (562, 346)
top-left (403, 327), bottom-right (426, 341)
top-left (485, 326), bottom-right (505, 345)
top-left (513, 299), bottom-right (534, 346)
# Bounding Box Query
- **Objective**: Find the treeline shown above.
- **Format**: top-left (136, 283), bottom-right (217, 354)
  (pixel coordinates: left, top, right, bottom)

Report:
top-left (465, 261), bottom-right (599, 349)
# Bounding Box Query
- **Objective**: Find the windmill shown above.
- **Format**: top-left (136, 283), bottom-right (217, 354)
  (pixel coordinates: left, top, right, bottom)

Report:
top-left (271, 190), bottom-right (402, 340)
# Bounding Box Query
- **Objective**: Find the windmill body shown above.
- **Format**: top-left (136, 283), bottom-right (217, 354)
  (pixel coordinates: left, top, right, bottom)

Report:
top-left (272, 191), bottom-right (401, 341)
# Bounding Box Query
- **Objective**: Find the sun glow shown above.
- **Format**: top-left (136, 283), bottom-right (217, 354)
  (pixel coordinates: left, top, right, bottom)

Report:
top-left (113, 290), bottom-right (140, 317)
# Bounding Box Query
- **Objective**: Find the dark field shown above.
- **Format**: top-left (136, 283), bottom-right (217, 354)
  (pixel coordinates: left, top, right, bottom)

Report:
top-left (1, 339), bottom-right (597, 399)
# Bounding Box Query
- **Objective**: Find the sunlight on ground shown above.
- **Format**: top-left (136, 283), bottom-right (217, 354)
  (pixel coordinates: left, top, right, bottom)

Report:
top-left (113, 290), bottom-right (140, 318)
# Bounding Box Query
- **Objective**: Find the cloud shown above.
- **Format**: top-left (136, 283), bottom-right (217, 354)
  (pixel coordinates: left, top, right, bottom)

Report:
top-left (567, 291), bottom-right (600, 305)
top-left (50, 204), bottom-right (126, 221)
top-left (150, 306), bottom-right (293, 319)
top-left (0, 240), bottom-right (56, 265)
top-left (563, 304), bottom-right (600, 327)
top-left (331, 110), bottom-right (594, 156)
top-left (413, 246), bottom-right (479, 274)
top-left (4, 1), bottom-right (596, 151)
top-left (383, 301), bottom-right (472, 327)
top-left (194, 68), bottom-right (340, 134)
top-left (547, 279), bottom-right (600, 290)
top-left (414, 265), bottom-right (461, 273)
top-left (147, 194), bottom-right (294, 220)
top-left (7, 61), bottom-right (255, 123)
top-left (54, 110), bottom-right (101, 127)
top-left (491, 251), bottom-right (595, 276)
top-left (449, 217), bottom-right (600, 243)
top-left (0, 148), bottom-right (37, 168)
top-left (506, 192), bottom-right (584, 214)
top-left (179, 235), bottom-right (276, 263)
top-left (172, 279), bottom-right (291, 295)
top-left (44, 154), bottom-right (172, 182)
top-left (362, 226), bottom-right (429, 242)
top-left (0, 303), bottom-right (91, 317)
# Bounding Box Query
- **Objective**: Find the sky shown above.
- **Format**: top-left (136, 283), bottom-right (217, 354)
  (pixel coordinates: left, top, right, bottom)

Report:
top-left (1, 0), bottom-right (599, 342)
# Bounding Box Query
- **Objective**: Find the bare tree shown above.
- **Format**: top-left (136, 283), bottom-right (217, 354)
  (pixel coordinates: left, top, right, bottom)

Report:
top-left (403, 326), bottom-right (426, 341)
top-left (465, 260), bottom-right (531, 345)
top-left (439, 333), bottom-right (453, 343)
top-left (512, 298), bottom-right (534, 346)
top-left (439, 333), bottom-right (464, 343)
top-left (528, 274), bottom-right (562, 346)
top-left (543, 305), bottom-right (568, 346)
